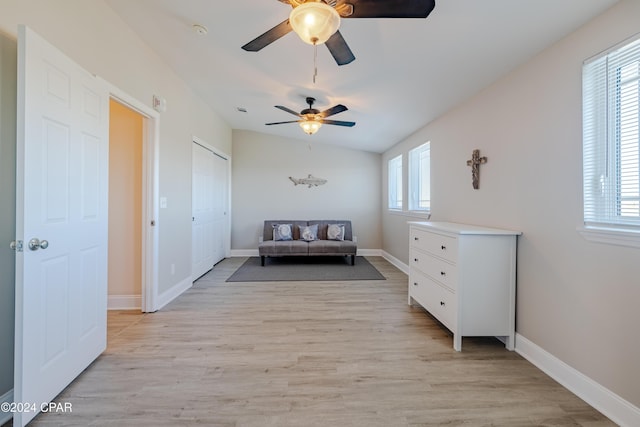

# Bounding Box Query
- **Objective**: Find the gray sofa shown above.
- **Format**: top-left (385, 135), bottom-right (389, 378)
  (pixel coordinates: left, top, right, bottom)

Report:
top-left (258, 220), bottom-right (357, 266)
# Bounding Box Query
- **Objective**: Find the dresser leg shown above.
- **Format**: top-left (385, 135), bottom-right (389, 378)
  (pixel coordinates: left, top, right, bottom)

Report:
top-left (505, 334), bottom-right (515, 351)
top-left (453, 334), bottom-right (462, 351)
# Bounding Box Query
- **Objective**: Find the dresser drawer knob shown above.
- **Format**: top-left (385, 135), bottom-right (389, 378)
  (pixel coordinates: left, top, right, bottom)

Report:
top-left (414, 258), bottom-right (418, 262)
top-left (440, 301), bottom-right (445, 306)
top-left (413, 282), bottom-right (418, 286)
top-left (441, 245), bottom-right (446, 250)
top-left (440, 271), bottom-right (446, 276)
top-left (414, 237), bottom-right (419, 241)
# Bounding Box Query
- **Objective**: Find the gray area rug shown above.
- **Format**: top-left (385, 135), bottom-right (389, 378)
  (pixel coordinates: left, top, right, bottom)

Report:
top-left (226, 256), bottom-right (386, 282)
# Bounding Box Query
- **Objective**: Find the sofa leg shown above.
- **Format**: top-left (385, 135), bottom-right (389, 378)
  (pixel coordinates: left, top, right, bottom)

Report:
top-left (351, 255), bottom-right (355, 266)
top-left (261, 256), bottom-right (265, 266)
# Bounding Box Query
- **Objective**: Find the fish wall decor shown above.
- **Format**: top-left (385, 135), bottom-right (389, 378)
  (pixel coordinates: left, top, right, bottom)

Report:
top-left (289, 174), bottom-right (327, 188)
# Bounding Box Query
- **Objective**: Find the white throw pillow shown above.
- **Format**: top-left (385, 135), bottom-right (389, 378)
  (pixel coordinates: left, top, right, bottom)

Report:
top-left (298, 224), bottom-right (318, 242)
top-left (327, 223), bottom-right (345, 241)
top-left (273, 224), bottom-right (293, 241)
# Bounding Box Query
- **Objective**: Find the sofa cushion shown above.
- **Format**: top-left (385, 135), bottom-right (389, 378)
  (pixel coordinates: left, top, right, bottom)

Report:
top-left (259, 240), bottom-right (309, 256)
top-left (310, 220), bottom-right (353, 241)
top-left (263, 220), bottom-right (308, 241)
top-left (308, 239), bottom-right (357, 255)
top-left (298, 224), bottom-right (318, 241)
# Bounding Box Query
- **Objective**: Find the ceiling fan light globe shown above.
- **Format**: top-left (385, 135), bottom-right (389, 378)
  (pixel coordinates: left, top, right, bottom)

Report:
top-left (289, 2), bottom-right (340, 45)
top-left (300, 119), bottom-right (322, 135)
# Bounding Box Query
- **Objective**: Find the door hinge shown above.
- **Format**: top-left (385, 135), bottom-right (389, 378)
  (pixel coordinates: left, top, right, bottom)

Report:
top-left (10, 240), bottom-right (24, 252)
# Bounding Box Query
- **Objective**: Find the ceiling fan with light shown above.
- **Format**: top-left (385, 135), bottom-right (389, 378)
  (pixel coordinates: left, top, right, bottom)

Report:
top-left (242, 0), bottom-right (436, 66)
top-left (266, 97), bottom-right (355, 135)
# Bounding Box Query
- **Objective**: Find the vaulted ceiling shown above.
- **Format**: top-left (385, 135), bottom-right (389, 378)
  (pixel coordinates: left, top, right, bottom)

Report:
top-left (105, 0), bottom-right (618, 153)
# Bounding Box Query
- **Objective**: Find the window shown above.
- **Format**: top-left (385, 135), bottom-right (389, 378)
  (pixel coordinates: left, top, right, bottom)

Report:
top-left (409, 142), bottom-right (431, 211)
top-left (388, 154), bottom-right (402, 210)
top-left (583, 35), bottom-right (640, 231)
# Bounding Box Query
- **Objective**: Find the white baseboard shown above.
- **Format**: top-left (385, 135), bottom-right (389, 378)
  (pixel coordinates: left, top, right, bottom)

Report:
top-left (155, 276), bottom-right (192, 311)
top-left (230, 249), bottom-right (258, 257)
top-left (357, 249), bottom-right (381, 256)
top-left (0, 389), bottom-right (13, 425)
top-left (516, 334), bottom-right (640, 427)
top-left (381, 250), bottom-right (409, 274)
top-left (107, 295), bottom-right (141, 310)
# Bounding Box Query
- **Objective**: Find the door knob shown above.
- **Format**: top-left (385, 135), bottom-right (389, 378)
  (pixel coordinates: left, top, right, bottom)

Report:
top-left (28, 238), bottom-right (48, 251)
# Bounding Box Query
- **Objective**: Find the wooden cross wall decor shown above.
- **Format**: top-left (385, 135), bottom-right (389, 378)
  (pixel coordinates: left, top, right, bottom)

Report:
top-left (466, 149), bottom-right (487, 190)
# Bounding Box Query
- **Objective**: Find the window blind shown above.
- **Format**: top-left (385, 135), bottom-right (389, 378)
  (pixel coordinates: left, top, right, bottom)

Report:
top-left (408, 142), bottom-right (431, 211)
top-left (388, 155), bottom-right (403, 210)
top-left (583, 34), bottom-right (640, 228)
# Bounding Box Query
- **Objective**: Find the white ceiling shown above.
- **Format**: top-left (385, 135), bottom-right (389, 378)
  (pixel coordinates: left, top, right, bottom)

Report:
top-left (105, 0), bottom-right (618, 153)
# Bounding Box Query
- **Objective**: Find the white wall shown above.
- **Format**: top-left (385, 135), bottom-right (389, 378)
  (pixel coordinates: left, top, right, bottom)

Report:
top-left (382, 0), bottom-right (640, 409)
top-left (0, 0), bottom-right (232, 398)
top-left (232, 130), bottom-right (381, 251)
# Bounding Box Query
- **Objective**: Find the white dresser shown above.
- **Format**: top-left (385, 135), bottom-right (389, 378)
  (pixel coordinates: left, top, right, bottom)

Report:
top-left (408, 221), bottom-right (521, 351)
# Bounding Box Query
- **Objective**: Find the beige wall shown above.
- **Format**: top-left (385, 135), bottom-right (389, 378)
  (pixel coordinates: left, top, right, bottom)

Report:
top-left (382, 0), bottom-right (640, 408)
top-left (231, 130), bottom-right (382, 251)
top-left (108, 99), bottom-right (142, 298)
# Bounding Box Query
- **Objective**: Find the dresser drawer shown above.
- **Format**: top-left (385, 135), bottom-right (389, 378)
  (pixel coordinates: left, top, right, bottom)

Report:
top-left (409, 271), bottom-right (430, 306)
top-left (409, 272), bottom-right (457, 331)
top-left (410, 228), bottom-right (458, 263)
top-left (410, 249), bottom-right (457, 291)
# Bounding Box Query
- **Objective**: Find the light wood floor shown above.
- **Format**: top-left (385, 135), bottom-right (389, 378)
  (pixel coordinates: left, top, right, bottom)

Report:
top-left (25, 257), bottom-right (614, 426)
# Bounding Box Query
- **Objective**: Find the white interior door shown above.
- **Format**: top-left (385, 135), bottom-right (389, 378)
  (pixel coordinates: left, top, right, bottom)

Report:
top-left (192, 142), bottom-right (215, 280)
top-left (14, 26), bottom-right (109, 426)
top-left (211, 153), bottom-right (228, 265)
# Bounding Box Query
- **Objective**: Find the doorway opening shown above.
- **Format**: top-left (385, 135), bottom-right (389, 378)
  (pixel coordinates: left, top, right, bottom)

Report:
top-left (105, 84), bottom-right (160, 313)
top-left (108, 99), bottom-right (144, 310)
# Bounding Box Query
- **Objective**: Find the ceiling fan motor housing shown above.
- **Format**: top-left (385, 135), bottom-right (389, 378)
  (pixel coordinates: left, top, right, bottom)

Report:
top-left (301, 97), bottom-right (320, 116)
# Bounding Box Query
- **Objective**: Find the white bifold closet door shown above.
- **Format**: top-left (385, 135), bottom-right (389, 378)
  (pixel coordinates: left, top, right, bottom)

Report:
top-left (192, 142), bottom-right (227, 280)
